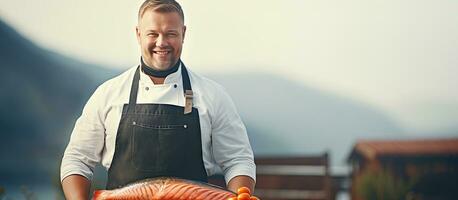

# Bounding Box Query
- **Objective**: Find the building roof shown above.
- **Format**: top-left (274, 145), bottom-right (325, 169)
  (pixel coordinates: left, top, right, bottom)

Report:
top-left (348, 138), bottom-right (458, 161)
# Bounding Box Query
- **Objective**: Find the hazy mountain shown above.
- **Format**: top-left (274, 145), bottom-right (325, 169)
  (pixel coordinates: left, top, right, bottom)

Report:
top-left (0, 19), bottom-right (118, 185)
top-left (209, 73), bottom-right (405, 166)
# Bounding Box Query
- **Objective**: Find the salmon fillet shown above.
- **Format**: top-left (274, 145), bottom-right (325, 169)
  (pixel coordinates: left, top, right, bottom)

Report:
top-left (93, 177), bottom-right (236, 200)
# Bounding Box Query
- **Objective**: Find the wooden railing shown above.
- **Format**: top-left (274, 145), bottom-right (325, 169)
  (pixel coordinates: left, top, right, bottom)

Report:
top-left (208, 152), bottom-right (333, 200)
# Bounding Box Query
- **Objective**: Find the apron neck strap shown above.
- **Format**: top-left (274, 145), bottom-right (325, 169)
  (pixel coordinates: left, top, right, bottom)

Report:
top-left (181, 62), bottom-right (192, 92)
top-left (127, 66), bottom-right (141, 113)
top-left (181, 62), bottom-right (193, 114)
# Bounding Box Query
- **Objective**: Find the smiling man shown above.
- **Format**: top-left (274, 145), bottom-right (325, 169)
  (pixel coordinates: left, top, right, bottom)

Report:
top-left (60, 0), bottom-right (256, 199)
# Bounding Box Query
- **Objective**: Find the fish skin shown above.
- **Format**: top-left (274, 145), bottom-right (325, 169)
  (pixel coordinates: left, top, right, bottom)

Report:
top-left (93, 177), bottom-right (236, 200)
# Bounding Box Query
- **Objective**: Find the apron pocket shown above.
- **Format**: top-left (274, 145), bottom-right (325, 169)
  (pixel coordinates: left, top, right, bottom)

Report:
top-left (132, 122), bottom-right (188, 172)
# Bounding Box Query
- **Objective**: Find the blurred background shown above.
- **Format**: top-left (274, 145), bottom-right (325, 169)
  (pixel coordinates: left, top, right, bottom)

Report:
top-left (0, 0), bottom-right (457, 199)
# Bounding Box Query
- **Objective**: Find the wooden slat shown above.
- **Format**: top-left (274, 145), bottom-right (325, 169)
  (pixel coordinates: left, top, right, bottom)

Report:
top-left (254, 189), bottom-right (326, 200)
top-left (257, 165), bottom-right (326, 176)
top-left (256, 155), bottom-right (327, 166)
top-left (256, 175), bottom-right (325, 190)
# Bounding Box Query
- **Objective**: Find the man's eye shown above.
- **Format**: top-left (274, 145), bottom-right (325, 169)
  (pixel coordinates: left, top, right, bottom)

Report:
top-left (147, 33), bottom-right (158, 37)
top-left (167, 33), bottom-right (178, 37)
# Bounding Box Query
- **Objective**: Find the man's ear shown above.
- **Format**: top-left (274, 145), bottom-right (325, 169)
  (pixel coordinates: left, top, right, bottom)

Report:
top-left (136, 26), bottom-right (141, 44)
top-left (182, 25), bottom-right (187, 43)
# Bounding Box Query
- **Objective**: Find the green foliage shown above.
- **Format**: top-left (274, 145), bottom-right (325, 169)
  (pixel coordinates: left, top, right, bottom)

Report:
top-left (355, 170), bottom-right (414, 200)
top-left (0, 185), bottom-right (39, 200)
top-left (20, 186), bottom-right (37, 200)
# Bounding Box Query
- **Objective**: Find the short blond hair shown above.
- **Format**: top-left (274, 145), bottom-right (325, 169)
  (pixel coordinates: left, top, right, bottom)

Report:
top-left (138, 0), bottom-right (184, 23)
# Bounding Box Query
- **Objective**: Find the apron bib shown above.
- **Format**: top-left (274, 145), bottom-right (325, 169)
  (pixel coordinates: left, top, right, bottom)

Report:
top-left (106, 64), bottom-right (207, 189)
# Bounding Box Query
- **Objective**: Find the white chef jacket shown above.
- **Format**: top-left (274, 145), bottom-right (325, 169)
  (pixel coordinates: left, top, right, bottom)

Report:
top-left (60, 64), bottom-right (256, 184)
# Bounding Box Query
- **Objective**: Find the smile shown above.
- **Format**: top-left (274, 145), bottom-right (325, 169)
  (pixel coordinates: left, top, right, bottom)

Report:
top-left (153, 50), bottom-right (170, 55)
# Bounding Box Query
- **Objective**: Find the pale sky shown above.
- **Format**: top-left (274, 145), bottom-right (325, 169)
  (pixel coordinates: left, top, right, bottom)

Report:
top-left (1, 0), bottom-right (457, 133)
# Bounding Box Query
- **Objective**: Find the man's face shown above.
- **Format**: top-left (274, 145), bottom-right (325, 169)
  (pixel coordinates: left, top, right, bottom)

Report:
top-left (136, 10), bottom-right (186, 70)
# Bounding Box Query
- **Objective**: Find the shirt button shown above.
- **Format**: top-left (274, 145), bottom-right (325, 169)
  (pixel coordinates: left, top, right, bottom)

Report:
top-left (174, 84), bottom-right (177, 88)
top-left (145, 87), bottom-right (149, 91)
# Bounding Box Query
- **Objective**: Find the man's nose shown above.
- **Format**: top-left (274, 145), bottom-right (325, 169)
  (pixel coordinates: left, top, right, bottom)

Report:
top-left (156, 35), bottom-right (168, 47)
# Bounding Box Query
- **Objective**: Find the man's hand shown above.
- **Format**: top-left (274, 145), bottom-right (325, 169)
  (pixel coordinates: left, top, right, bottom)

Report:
top-left (227, 175), bottom-right (255, 193)
top-left (227, 175), bottom-right (258, 199)
top-left (61, 174), bottom-right (91, 200)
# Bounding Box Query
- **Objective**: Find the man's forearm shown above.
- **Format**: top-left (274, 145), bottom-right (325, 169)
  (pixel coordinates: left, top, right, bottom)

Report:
top-left (62, 174), bottom-right (91, 200)
top-left (227, 175), bottom-right (255, 193)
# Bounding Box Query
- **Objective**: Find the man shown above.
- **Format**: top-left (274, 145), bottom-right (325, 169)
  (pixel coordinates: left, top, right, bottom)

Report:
top-left (60, 0), bottom-right (256, 199)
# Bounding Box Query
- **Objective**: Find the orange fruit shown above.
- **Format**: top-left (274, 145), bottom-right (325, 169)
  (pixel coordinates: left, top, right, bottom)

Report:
top-left (237, 193), bottom-right (251, 200)
top-left (250, 196), bottom-right (260, 200)
top-left (237, 187), bottom-right (251, 195)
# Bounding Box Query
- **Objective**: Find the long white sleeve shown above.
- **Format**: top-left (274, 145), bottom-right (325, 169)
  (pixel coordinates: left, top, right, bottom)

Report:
top-left (60, 85), bottom-right (107, 182)
top-left (210, 85), bottom-right (256, 184)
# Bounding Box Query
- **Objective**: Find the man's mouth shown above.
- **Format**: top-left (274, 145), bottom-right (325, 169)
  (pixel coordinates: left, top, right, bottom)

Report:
top-left (153, 50), bottom-right (170, 55)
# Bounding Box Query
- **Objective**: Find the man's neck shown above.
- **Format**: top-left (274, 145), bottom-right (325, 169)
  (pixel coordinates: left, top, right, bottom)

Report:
top-left (148, 76), bottom-right (165, 85)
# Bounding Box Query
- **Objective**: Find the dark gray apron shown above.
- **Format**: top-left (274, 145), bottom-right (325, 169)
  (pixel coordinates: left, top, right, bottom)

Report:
top-left (106, 63), bottom-right (207, 189)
